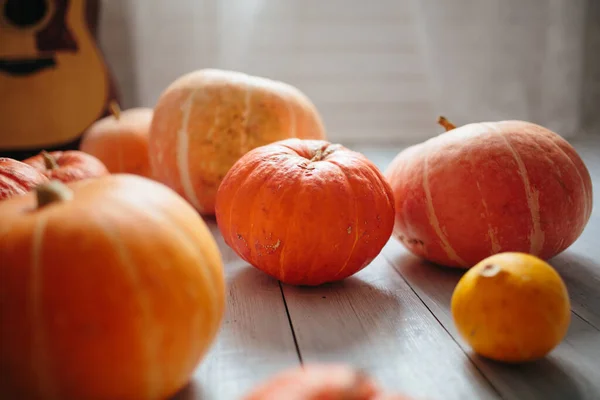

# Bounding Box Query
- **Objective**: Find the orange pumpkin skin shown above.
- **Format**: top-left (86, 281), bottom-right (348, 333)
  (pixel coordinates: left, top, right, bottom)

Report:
top-left (80, 107), bottom-right (154, 177)
top-left (0, 175), bottom-right (225, 400)
top-left (0, 158), bottom-right (49, 200)
top-left (385, 120), bottom-right (593, 268)
top-left (243, 364), bottom-right (381, 400)
top-left (149, 69), bottom-right (327, 215)
top-left (215, 138), bottom-right (395, 286)
top-left (24, 150), bottom-right (109, 183)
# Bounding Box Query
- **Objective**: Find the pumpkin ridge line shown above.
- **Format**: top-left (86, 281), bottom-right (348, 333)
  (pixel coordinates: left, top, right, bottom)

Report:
top-left (274, 163), bottom-right (305, 281)
top-left (240, 76), bottom-right (252, 154)
top-left (490, 123), bottom-right (544, 255)
top-left (0, 167), bottom-right (33, 189)
top-left (538, 128), bottom-right (591, 227)
top-left (108, 196), bottom-right (222, 391)
top-left (422, 152), bottom-right (467, 266)
top-left (471, 163), bottom-right (501, 255)
top-left (246, 160), bottom-right (282, 275)
top-left (30, 216), bottom-right (58, 399)
top-left (282, 85), bottom-right (297, 139)
top-left (93, 207), bottom-right (161, 400)
top-left (176, 89), bottom-right (203, 212)
top-left (225, 159), bottom-right (260, 251)
top-left (328, 160), bottom-right (361, 278)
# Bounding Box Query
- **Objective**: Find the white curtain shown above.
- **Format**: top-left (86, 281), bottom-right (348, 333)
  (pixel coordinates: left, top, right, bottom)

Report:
top-left (99, 0), bottom-right (592, 145)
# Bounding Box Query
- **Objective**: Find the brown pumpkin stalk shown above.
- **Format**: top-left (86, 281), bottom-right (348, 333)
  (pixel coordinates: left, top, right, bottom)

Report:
top-left (438, 116), bottom-right (456, 131)
top-left (109, 100), bottom-right (121, 120)
top-left (41, 150), bottom-right (59, 170)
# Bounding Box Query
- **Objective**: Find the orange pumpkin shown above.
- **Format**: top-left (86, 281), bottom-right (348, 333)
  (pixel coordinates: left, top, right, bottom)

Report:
top-left (80, 102), bottom-right (154, 177)
top-left (149, 68), bottom-right (327, 215)
top-left (385, 118), bottom-right (593, 268)
top-left (0, 158), bottom-right (49, 200)
top-left (243, 364), bottom-right (380, 400)
top-left (215, 138), bottom-right (395, 286)
top-left (24, 150), bottom-right (109, 183)
top-left (0, 175), bottom-right (225, 400)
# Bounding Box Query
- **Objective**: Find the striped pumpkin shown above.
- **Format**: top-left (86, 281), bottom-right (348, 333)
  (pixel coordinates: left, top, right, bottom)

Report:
top-left (148, 69), bottom-right (326, 215)
top-left (0, 158), bottom-right (49, 201)
top-left (0, 175), bottom-right (225, 400)
top-left (385, 118), bottom-right (593, 268)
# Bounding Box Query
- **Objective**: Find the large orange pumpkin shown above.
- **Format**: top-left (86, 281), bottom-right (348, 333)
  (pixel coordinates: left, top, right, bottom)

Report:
top-left (149, 68), bottom-right (327, 215)
top-left (215, 138), bottom-right (395, 286)
top-left (385, 118), bottom-right (593, 268)
top-left (0, 175), bottom-right (225, 400)
top-left (0, 158), bottom-right (48, 200)
top-left (80, 102), bottom-right (154, 178)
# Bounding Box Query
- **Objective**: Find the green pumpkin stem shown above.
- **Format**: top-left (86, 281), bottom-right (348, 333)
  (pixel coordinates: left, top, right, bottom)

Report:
top-left (36, 180), bottom-right (73, 208)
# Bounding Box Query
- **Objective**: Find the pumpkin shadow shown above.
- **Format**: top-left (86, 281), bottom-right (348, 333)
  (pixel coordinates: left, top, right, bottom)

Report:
top-left (279, 272), bottom-right (405, 355)
top-left (169, 380), bottom-right (206, 400)
top-left (390, 251), bottom-right (465, 310)
top-left (467, 353), bottom-right (591, 399)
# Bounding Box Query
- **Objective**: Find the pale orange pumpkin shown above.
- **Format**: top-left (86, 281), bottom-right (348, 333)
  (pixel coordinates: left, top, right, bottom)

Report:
top-left (24, 150), bottom-right (109, 183)
top-left (243, 365), bottom-right (381, 400)
top-left (149, 68), bottom-right (327, 215)
top-left (215, 138), bottom-right (395, 286)
top-left (385, 118), bottom-right (593, 268)
top-left (243, 364), bottom-right (413, 400)
top-left (0, 175), bottom-right (225, 400)
top-left (80, 102), bottom-right (154, 177)
top-left (0, 158), bottom-right (49, 200)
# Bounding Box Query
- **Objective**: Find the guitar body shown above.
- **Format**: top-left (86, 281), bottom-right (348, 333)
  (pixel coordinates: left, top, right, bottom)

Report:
top-left (0, 0), bottom-right (118, 159)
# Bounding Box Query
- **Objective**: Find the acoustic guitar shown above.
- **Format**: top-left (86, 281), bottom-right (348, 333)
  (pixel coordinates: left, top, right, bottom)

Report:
top-left (0, 0), bottom-right (119, 160)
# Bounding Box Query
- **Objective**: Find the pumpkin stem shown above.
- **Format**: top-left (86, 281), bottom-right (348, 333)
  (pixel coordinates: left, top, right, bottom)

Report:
top-left (41, 150), bottom-right (59, 170)
top-left (438, 116), bottom-right (456, 132)
top-left (109, 100), bottom-right (121, 120)
top-left (36, 180), bottom-right (73, 208)
top-left (480, 263), bottom-right (502, 277)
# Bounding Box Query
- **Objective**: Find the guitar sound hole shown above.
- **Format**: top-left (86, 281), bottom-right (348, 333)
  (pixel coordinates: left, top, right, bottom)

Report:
top-left (4, 0), bottom-right (48, 28)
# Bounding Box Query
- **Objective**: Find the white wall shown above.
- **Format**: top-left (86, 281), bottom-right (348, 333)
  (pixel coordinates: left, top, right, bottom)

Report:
top-left (98, 0), bottom-right (591, 145)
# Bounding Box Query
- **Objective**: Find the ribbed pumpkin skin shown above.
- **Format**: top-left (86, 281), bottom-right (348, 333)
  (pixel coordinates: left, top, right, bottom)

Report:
top-left (0, 174), bottom-right (225, 400)
top-left (24, 150), bottom-right (109, 183)
top-left (215, 138), bottom-right (395, 286)
top-left (385, 120), bottom-right (593, 268)
top-left (148, 69), bottom-right (327, 216)
top-left (0, 158), bottom-right (49, 200)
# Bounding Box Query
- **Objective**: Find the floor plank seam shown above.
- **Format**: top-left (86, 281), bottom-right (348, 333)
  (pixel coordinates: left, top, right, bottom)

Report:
top-left (381, 252), bottom-right (505, 399)
top-left (570, 308), bottom-right (600, 332)
top-left (279, 281), bottom-right (304, 364)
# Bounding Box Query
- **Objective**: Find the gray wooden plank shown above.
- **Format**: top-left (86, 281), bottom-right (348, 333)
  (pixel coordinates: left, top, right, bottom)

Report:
top-left (551, 215), bottom-right (600, 330)
top-left (172, 219), bottom-right (300, 400)
top-left (382, 239), bottom-right (600, 400)
top-left (281, 254), bottom-right (500, 400)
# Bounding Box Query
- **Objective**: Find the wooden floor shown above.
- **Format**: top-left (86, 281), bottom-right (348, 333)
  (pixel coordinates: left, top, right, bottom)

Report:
top-left (173, 136), bottom-right (600, 400)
